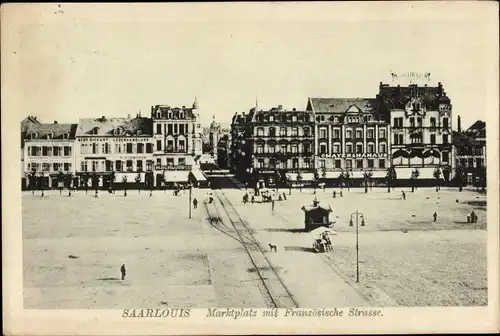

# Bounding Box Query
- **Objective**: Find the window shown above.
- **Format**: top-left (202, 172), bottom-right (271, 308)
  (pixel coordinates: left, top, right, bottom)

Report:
top-left (333, 144), bottom-right (340, 153)
top-left (430, 134), bottom-right (436, 144)
top-left (42, 163), bottom-right (51, 172)
top-left (443, 134), bottom-right (449, 144)
top-left (269, 115), bottom-right (274, 122)
top-left (394, 134), bottom-right (398, 145)
top-left (319, 160), bottom-right (325, 168)
top-left (476, 158), bottom-right (482, 168)
top-left (410, 118), bottom-right (415, 128)
top-left (281, 144), bottom-right (287, 153)
top-left (303, 143), bottom-right (310, 153)
top-left (367, 129), bottom-right (374, 139)
top-left (292, 128), bottom-right (298, 136)
top-left (126, 143), bottom-right (133, 154)
top-left (356, 159), bottom-right (363, 169)
top-left (156, 124), bottom-right (162, 134)
top-left (367, 159), bottom-right (374, 168)
top-left (64, 146), bottom-right (71, 156)
top-left (399, 134), bottom-right (404, 144)
top-left (335, 159), bottom-right (341, 168)
top-left (320, 128), bottom-right (327, 139)
top-left (257, 145), bottom-right (264, 153)
top-left (269, 158), bottom-right (276, 168)
top-left (379, 128), bottom-right (386, 138)
top-left (257, 127), bottom-right (264, 136)
top-left (333, 128), bottom-right (340, 138)
top-left (53, 146), bottom-right (59, 156)
top-left (81, 161), bottom-right (88, 172)
top-left (292, 158), bottom-right (299, 168)
top-left (417, 117), bottom-right (422, 127)
top-left (64, 163), bottom-right (71, 172)
top-left (146, 160), bottom-right (153, 171)
top-left (105, 160), bottom-right (112, 172)
top-left (103, 143), bottom-right (110, 154)
top-left (174, 124), bottom-right (178, 134)
top-left (356, 129), bottom-right (363, 139)
top-left (280, 127), bottom-right (287, 136)
top-left (179, 140), bottom-right (185, 151)
top-left (468, 158), bottom-right (474, 167)
top-left (320, 144), bottom-right (327, 155)
top-left (269, 127), bottom-right (276, 137)
top-left (304, 127), bottom-right (310, 136)
top-left (367, 143), bottom-right (374, 153)
top-left (292, 144), bottom-right (298, 153)
top-left (430, 117), bottom-right (436, 128)
top-left (156, 140), bottom-right (162, 151)
top-left (126, 160), bottom-right (133, 171)
top-left (168, 124), bottom-right (173, 134)
top-left (179, 124), bottom-right (184, 135)
top-left (91, 143), bottom-right (98, 154)
top-left (268, 145), bottom-right (275, 153)
top-left (379, 143), bottom-right (387, 153)
top-left (345, 160), bottom-right (352, 169)
top-left (356, 144), bottom-right (363, 153)
top-left (156, 158), bottom-right (161, 166)
top-left (53, 163), bottom-right (60, 172)
top-left (443, 118), bottom-right (449, 129)
top-left (256, 159), bottom-right (263, 169)
top-left (42, 146), bottom-right (49, 156)
top-left (346, 144), bottom-right (353, 153)
top-left (92, 160), bottom-right (99, 172)
top-left (292, 115), bottom-right (297, 122)
top-left (146, 143), bottom-right (153, 153)
top-left (167, 140), bottom-right (174, 151)
top-left (379, 159), bottom-right (385, 168)
top-left (442, 152), bottom-right (449, 163)
top-left (137, 160), bottom-right (143, 172)
top-left (346, 129), bottom-right (353, 139)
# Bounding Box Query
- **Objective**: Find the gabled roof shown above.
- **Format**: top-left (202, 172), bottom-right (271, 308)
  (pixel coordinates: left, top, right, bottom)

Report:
top-left (26, 123), bottom-right (77, 140)
top-left (21, 116), bottom-right (41, 132)
top-left (308, 98), bottom-right (376, 113)
top-left (75, 117), bottom-right (152, 137)
top-left (464, 120), bottom-right (486, 139)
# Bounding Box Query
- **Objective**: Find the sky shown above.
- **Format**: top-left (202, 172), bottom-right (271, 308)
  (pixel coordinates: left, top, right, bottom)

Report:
top-left (4, 2), bottom-right (498, 130)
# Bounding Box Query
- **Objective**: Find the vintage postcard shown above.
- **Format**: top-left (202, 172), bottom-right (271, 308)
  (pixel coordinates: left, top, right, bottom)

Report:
top-left (2, 2), bottom-right (499, 335)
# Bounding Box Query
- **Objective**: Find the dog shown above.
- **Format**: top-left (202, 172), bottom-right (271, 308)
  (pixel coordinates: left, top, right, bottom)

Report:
top-left (269, 243), bottom-right (278, 252)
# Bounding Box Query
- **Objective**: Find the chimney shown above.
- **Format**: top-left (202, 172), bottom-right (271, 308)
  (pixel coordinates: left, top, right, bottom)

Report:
top-left (53, 120), bottom-right (58, 124)
top-left (292, 108), bottom-right (296, 111)
top-left (278, 105), bottom-right (283, 111)
top-left (127, 114), bottom-right (131, 119)
top-left (457, 115), bottom-right (462, 133)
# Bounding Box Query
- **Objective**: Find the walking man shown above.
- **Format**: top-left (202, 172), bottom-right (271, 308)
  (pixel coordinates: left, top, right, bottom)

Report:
top-left (433, 212), bottom-right (438, 223)
top-left (95, 190), bottom-right (99, 198)
top-left (402, 191), bottom-right (406, 200)
top-left (193, 198), bottom-right (198, 209)
top-left (120, 264), bottom-right (126, 280)
top-left (272, 199), bottom-right (275, 213)
top-left (333, 191), bottom-right (336, 198)
top-left (340, 190), bottom-right (343, 197)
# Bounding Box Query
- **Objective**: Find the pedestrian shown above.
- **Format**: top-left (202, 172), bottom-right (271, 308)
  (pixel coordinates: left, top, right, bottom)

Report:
top-left (120, 264), bottom-right (126, 280)
top-left (282, 192), bottom-right (287, 201)
top-left (108, 186), bottom-right (113, 194)
top-left (251, 195), bottom-right (255, 204)
top-left (340, 190), bottom-right (343, 197)
top-left (95, 190), bottom-right (99, 198)
top-left (193, 198), bottom-right (198, 209)
top-left (272, 200), bottom-right (275, 212)
top-left (402, 191), bottom-right (406, 200)
top-left (471, 211), bottom-right (476, 223)
top-left (333, 191), bottom-right (336, 198)
top-left (149, 190), bottom-right (152, 197)
top-left (433, 212), bottom-right (437, 223)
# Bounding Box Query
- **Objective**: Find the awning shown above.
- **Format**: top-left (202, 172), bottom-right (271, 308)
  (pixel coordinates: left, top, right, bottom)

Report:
top-left (286, 172), bottom-right (314, 181)
top-left (191, 169), bottom-right (207, 182)
top-left (165, 170), bottom-right (190, 182)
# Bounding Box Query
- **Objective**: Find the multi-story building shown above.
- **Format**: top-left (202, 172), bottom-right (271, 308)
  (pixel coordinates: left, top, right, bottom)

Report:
top-left (453, 117), bottom-right (486, 185)
top-left (150, 99), bottom-right (205, 188)
top-left (306, 97), bottom-right (391, 184)
top-left (248, 105), bottom-right (315, 187)
top-left (23, 121), bottom-right (78, 189)
top-left (377, 82), bottom-right (454, 181)
top-left (230, 111), bottom-right (252, 180)
top-left (216, 133), bottom-right (231, 169)
top-left (74, 116), bottom-right (154, 189)
top-left (21, 115), bottom-right (42, 190)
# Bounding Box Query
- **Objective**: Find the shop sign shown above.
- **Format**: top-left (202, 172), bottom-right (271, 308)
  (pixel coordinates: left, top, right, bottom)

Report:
top-left (320, 153), bottom-right (388, 159)
top-left (155, 165), bottom-right (191, 171)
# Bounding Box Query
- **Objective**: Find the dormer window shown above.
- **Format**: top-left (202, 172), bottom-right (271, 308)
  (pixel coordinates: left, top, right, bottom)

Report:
top-left (269, 115), bottom-right (274, 122)
top-left (179, 112), bottom-right (184, 119)
top-left (137, 129), bottom-right (142, 136)
top-left (92, 127), bottom-right (100, 135)
top-left (114, 127), bottom-right (123, 136)
top-left (168, 112), bottom-right (173, 119)
top-left (47, 132), bottom-right (54, 140)
top-left (62, 133), bottom-right (69, 140)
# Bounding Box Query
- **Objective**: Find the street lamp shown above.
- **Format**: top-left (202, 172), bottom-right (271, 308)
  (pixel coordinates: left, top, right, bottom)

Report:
top-left (349, 210), bottom-right (365, 283)
top-left (188, 181), bottom-right (193, 219)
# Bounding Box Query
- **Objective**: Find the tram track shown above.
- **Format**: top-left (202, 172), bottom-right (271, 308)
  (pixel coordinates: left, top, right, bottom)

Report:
top-left (215, 190), bottom-right (299, 308)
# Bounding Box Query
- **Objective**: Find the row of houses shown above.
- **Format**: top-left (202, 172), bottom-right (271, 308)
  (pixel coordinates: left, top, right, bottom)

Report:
top-left (230, 82), bottom-right (487, 188)
top-left (21, 99), bottom-right (208, 190)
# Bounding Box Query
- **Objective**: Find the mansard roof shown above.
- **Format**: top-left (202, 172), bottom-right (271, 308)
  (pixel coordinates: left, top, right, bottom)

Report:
top-left (26, 123), bottom-right (77, 140)
top-left (76, 117), bottom-right (153, 137)
top-left (307, 98), bottom-right (376, 114)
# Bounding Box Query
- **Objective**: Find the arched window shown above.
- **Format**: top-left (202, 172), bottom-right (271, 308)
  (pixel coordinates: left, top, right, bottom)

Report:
top-left (257, 127), bottom-right (264, 136)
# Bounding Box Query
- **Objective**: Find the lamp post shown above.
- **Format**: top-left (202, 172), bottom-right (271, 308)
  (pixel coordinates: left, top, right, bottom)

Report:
top-left (349, 210), bottom-right (365, 283)
top-left (188, 181), bottom-right (193, 219)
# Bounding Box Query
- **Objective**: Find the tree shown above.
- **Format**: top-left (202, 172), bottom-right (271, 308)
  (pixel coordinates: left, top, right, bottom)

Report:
top-left (313, 170), bottom-right (320, 194)
top-left (454, 164), bottom-right (466, 191)
top-left (57, 171), bottom-right (65, 195)
top-left (386, 166), bottom-right (396, 193)
top-left (433, 167), bottom-right (442, 191)
top-left (362, 170), bottom-right (373, 193)
top-left (135, 173), bottom-right (142, 194)
top-left (296, 170), bottom-right (303, 193)
top-left (122, 176), bottom-right (128, 196)
top-left (410, 168), bottom-right (420, 192)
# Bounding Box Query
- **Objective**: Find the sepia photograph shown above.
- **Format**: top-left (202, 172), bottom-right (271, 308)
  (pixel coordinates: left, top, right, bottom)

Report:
top-left (2, 2), bottom-right (499, 335)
